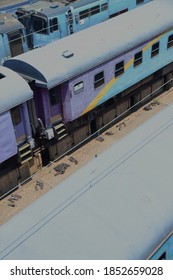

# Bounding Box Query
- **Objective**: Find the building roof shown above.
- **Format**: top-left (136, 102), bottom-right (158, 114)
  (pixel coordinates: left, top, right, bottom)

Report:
top-left (4, 0), bottom-right (173, 89)
top-left (1, 102), bottom-right (173, 259)
top-left (0, 66), bottom-right (33, 113)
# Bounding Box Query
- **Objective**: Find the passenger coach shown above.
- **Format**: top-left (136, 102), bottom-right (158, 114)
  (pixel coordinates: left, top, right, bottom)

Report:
top-left (4, 0), bottom-right (173, 164)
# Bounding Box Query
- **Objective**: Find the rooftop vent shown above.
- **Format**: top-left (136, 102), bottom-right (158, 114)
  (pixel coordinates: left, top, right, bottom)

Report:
top-left (50, 3), bottom-right (59, 8)
top-left (62, 50), bottom-right (74, 58)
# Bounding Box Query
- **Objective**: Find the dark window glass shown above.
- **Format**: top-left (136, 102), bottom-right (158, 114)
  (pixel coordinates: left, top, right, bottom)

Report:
top-left (109, 9), bottom-right (128, 19)
top-left (94, 71), bottom-right (104, 89)
top-left (50, 17), bottom-right (58, 32)
top-left (134, 51), bottom-right (143, 67)
top-left (151, 42), bottom-right (160, 57)
top-left (167, 34), bottom-right (173, 48)
top-left (79, 9), bottom-right (89, 20)
top-left (90, 5), bottom-right (100, 16)
top-left (49, 88), bottom-right (59, 106)
top-left (32, 15), bottom-right (47, 34)
top-left (101, 3), bottom-right (108, 11)
top-left (115, 61), bottom-right (124, 77)
top-left (158, 252), bottom-right (166, 260)
top-left (11, 106), bottom-right (21, 126)
top-left (136, 0), bottom-right (144, 4)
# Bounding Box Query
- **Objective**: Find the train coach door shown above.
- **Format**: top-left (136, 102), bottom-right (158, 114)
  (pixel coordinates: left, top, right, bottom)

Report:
top-left (66, 8), bottom-right (74, 35)
top-left (7, 30), bottom-right (23, 57)
top-left (49, 86), bottom-right (63, 124)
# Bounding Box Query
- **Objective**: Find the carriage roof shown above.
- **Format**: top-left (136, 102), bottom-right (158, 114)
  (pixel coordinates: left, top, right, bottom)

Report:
top-left (0, 66), bottom-right (33, 114)
top-left (4, 0), bottom-right (173, 89)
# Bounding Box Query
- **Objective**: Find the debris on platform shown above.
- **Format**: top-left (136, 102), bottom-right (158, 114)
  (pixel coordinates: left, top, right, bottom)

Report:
top-left (54, 163), bottom-right (70, 176)
top-left (68, 156), bottom-right (78, 164)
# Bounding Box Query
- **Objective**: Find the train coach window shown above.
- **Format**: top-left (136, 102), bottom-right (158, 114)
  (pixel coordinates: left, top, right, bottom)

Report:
top-left (101, 3), bottom-right (108, 12)
top-left (167, 35), bottom-right (173, 49)
top-left (50, 18), bottom-right (58, 32)
top-left (115, 61), bottom-right (124, 77)
top-left (134, 51), bottom-right (143, 67)
top-left (32, 15), bottom-right (47, 34)
top-left (151, 42), bottom-right (160, 58)
top-left (94, 71), bottom-right (104, 89)
top-left (74, 81), bottom-right (84, 94)
top-left (79, 9), bottom-right (89, 20)
top-left (136, 0), bottom-right (144, 4)
top-left (11, 106), bottom-right (21, 126)
top-left (158, 252), bottom-right (166, 260)
top-left (90, 6), bottom-right (100, 16)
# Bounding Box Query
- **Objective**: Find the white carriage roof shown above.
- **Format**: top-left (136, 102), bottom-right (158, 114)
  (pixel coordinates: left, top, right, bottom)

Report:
top-left (17, 0), bottom-right (51, 12)
top-left (4, 0), bottom-right (173, 89)
top-left (0, 13), bottom-right (24, 33)
top-left (1, 102), bottom-right (173, 259)
top-left (0, 66), bottom-right (33, 114)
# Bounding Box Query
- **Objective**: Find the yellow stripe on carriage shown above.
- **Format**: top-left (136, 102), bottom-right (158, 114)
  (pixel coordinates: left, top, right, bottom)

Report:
top-left (81, 33), bottom-right (164, 116)
top-left (81, 77), bottom-right (118, 115)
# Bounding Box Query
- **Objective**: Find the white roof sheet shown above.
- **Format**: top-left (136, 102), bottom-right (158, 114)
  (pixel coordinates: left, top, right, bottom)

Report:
top-left (0, 13), bottom-right (24, 33)
top-left (0, 66), bottom-right (33, 113)
top-left (1, 102), bottom-right (173, 259)
top-left (4, 0), bottom-right (173, 89)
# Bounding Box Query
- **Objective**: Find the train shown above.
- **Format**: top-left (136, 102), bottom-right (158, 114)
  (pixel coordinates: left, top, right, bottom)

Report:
top-left (15, 0), bottom-right (152, 49)
top-left (1, 0), bottom-right (173, 197)
top-left (0, 0), bottom-right (152, 65)
top-left (1, 99), bottom-right (173, 259)
top-left (0, 0), bottom-right (34, 13)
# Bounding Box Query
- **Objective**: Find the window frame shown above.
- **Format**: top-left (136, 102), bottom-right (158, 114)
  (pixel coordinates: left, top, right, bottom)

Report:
top-left (79, 9), bottom-right (89, 20)
top-left (151, 42), bottom-right (160, 58)
top-left (115, 61), bottom-right (124, 77)
top-left (101, 3), bottom-right (108, 12)
top-left (50, 17), bottom-right (58, 33)
top-left (74, 81), bottom-right (84, 94)
top-left (32, 15), bottom-right (48, 34)
top-left (94, 71), bottom-right (105, 89)
top-left (167, 34), bottom-right (173, 49)
top-left (90, 5), bottom-right (100, 16)
top-left (134, 50), bottom-right (143, 67)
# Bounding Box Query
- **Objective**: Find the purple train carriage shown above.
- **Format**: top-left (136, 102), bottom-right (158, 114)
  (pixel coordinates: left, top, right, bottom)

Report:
top-left (2, 0), bottom-right (173, 195)
top-left (0, 66), bottom-right (36, 197)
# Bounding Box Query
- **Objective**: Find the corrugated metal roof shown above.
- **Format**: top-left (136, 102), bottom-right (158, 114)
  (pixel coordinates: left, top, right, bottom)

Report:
top-left (0, 66), bottom-right (33, 113)
top-left (1, 102), bottom-right (173, 259)
top-left (4, 0), bottom-right (173, 89)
